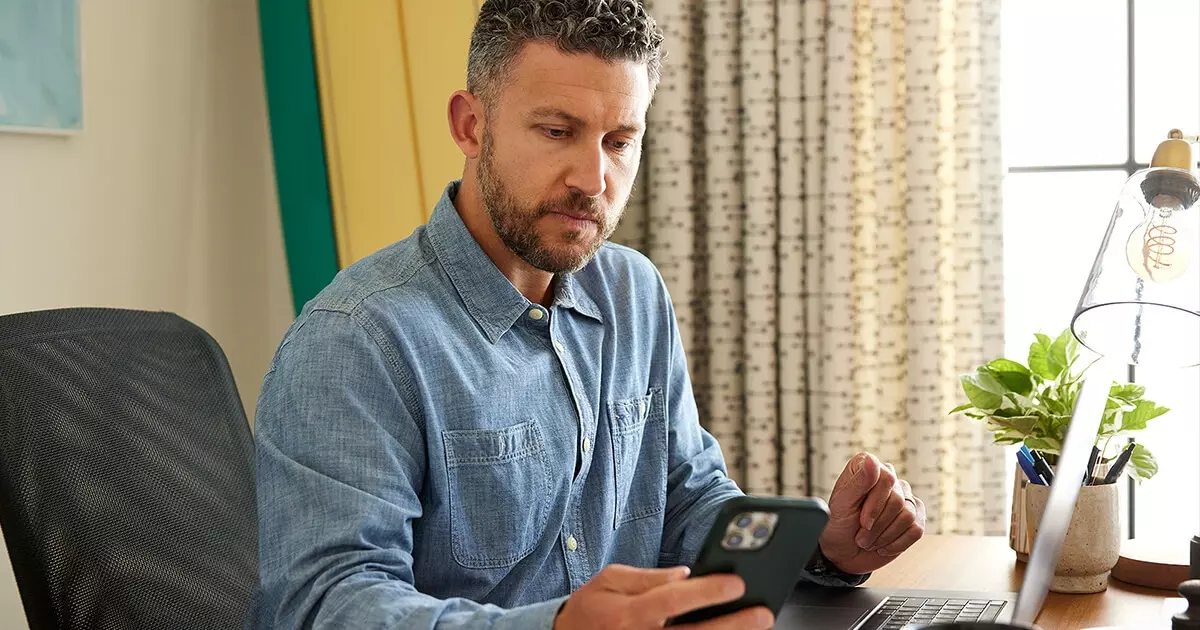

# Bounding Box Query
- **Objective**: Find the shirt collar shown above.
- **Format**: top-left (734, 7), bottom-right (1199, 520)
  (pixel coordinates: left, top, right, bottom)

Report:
top-left (427, 181), bottom-right (603, 343)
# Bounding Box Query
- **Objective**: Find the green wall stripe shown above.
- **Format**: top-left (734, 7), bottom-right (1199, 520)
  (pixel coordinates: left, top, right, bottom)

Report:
top-left (258, 0), bottom-right (339, 316)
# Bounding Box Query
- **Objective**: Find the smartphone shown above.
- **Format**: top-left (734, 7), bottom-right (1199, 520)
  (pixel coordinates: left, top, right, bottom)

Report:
top-left (669, 495), bottom-right (830, 625)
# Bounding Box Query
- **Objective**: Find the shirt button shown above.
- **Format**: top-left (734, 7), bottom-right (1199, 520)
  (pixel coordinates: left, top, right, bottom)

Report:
top-left (639, 400), bottom-right (647, 418)
top-left (528, 308), bottom-right (544, 321)
top-left (582, 437), bottom-right (590, 453)
top-left (566, 535), bottom-right (578, 552)
top-left (554, 341), bottom-right (565, 352)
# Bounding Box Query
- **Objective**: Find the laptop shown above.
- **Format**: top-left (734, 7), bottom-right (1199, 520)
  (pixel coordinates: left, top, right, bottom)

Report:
top-left (776, 376), bottom-right (1110, 630)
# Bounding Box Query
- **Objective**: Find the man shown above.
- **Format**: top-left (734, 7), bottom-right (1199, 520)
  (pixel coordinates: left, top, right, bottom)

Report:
top-left (255, 1), bottom-right (926, 628)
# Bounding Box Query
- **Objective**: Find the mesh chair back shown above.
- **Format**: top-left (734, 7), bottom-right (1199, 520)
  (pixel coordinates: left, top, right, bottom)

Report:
top-left (0, 308), bottom-right (258, 629)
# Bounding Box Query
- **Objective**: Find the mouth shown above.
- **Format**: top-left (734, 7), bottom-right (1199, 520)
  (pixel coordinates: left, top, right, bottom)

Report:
top-left (550, 210), bottom-right (600, 223)
top-left (548, 211), bottom-right (601, 231)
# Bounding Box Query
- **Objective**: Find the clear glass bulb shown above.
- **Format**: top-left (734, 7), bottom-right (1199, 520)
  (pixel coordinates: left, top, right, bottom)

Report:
top-left (1124, 169), bottom-right (1196, 284)
top-left (1125, 196), bottom-right (1190, 283)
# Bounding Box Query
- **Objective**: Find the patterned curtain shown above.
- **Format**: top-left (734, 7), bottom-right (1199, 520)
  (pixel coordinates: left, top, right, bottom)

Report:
top-left (613, 0), bottom-right (1006, 535)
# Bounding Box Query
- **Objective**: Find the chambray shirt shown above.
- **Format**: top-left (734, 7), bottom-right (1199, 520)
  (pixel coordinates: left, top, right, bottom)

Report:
top-left (255, 181), bottom-right (850, 629)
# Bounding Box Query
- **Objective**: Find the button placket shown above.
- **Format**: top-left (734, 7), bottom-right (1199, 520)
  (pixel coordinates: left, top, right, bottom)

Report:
top-left (550, 318), bottom-right (593, 482)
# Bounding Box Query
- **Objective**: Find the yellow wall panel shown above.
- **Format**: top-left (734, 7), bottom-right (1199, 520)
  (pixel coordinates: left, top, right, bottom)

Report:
top-left (312, 0), bottom-right (480, 267)
top-left (311, 0), bottom-right (425, 267)
top-left (398, 0), bottom-right (480, 212)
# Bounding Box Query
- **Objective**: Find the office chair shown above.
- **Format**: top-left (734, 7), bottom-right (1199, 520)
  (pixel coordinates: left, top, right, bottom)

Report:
top-left (0, 308), bottom-right (259, 629)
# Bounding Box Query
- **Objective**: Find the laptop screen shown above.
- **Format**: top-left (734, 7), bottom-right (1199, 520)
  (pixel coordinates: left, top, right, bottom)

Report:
top-left (1010, 375), bottom-right (1111, 625)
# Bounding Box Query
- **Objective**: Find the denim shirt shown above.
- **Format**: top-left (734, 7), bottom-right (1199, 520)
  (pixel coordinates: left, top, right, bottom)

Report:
top-left (255, 181), bottom-right (859, 629)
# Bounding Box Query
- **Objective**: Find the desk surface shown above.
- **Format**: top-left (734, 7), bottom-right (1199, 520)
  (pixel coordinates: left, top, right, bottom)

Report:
top-left (864, 535), bottom-right (1177, 629)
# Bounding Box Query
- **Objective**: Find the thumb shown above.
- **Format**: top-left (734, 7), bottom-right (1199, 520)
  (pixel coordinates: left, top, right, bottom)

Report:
top-left (598, 564), bottom-right (691, 595)
top-left (827, 453), bottom-right (881, 519)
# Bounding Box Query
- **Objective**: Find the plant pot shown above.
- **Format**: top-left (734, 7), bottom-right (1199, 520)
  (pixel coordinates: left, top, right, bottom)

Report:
top-left (1025, 483), bottom-right (1120, 593)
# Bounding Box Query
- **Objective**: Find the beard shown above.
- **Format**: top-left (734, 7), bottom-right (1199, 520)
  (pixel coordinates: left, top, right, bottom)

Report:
top-left (476, 131), bottom-right (623, 274)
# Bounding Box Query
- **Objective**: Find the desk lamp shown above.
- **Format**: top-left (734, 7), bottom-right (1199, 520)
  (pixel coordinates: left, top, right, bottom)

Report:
top-left (912, 132), bottom-right (1200, 630)
top-left (1071, 128), bottom-right (1200, 594)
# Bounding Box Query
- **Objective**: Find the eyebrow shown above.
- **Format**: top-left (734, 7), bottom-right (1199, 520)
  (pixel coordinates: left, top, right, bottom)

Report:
top-left (527, 107), bottom-right (643, 134)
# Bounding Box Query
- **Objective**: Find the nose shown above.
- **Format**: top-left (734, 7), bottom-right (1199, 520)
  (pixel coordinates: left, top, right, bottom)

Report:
top-left (564, 142), bottom-right (607, 199)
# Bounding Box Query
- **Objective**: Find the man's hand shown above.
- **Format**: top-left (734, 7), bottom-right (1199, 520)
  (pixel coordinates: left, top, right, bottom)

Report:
top-left (553, 564), bottom-right (773, 630)
top-left (818, 452), bottom-right (926, 576)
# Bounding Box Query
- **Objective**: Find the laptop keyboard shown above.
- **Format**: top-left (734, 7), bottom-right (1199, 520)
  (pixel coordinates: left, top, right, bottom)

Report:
top-left (858, 597), bottom-right (1007, 629)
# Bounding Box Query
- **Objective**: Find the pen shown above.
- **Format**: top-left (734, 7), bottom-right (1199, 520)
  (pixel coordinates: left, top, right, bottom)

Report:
top-left (1084, 445), bottom-right (1100, 486)
top-left (1102, 442), bottom-right (1136, 485)
top-left (1029, 449), bottom-right (1056, 485)
top-left (1016, 447), bottom-right (1044, 485)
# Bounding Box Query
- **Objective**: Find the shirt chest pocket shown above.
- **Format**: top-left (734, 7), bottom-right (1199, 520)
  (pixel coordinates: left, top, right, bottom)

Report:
top-left (608, 388), bottom-right (667, 528)
top-left (443, 421), bottom-right (551, 569)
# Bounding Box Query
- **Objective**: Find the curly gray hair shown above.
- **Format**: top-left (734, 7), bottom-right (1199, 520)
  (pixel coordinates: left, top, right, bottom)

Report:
top-left (467, 0), bottom-right (664, 109)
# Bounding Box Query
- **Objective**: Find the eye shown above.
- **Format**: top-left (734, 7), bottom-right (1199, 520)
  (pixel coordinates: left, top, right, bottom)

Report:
top-left (608, 139), bottom-right (634, 152)
top-left (543, 127), bottom-right (569, 139)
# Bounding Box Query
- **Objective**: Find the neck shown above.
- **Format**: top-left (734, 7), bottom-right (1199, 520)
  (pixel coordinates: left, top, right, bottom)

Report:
top-left (454, 172), bottom-right (556, 306)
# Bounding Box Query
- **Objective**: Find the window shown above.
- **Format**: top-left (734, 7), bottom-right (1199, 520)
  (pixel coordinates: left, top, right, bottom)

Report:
top-left (1001, 0), bottom-right (1200, 541)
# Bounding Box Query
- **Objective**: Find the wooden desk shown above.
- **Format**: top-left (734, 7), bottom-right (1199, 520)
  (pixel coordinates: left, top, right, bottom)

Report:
top-left (864, 535), bottom-right (1178, 629)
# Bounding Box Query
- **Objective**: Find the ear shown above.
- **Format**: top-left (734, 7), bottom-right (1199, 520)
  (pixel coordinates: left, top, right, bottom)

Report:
top-left (448, 90), bottom-right (484, 160)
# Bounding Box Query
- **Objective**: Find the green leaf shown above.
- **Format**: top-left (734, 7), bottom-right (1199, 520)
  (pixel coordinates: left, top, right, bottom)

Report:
top-left (1042, 395), bottom-right (1069, 416)
top-left (987, 358), bottom-right (1032, 376)
top-left (1048, 329), bottom-right (1072, 378)
top-left (1127, 444), bottom-right (1158, 481)
top-left (961, 375), bottom-right (1004, 410)
top-left (993, 433), bottom-right (1026, 446)
top-left (1028, 333), bottom-right (1056, 380)
top-left (1098, 408), bottom-right (1119, 437)
top-left (975, 367), bottom-right (1008, 393)
top-left (985, 415), bottom-right (1039, 435)
top-left (948, 403), bottom-right (975, 415)
top-left (1109, 383), bottom-right (1146, 403)
top-left (984, 360), bottom-right (1034, 396)
top-left (1120, 400), bottom-right (1170, 433)
top-left (1024, 436), bottom-right (1061, 454)
top-left (1048, 415), bottom-right (1073, 440)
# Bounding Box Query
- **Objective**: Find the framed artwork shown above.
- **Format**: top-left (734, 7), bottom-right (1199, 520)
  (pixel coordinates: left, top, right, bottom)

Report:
top-left (0, 0), bottom-right (82, 134)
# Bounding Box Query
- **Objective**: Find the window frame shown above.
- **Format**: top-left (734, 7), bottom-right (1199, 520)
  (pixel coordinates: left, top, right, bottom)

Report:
top-left (1003, 0), bottom-right (1200, 539)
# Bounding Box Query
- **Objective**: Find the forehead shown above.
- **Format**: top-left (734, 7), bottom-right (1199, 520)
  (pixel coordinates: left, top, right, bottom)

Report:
top-left (496, 41), bottom-right (651, 128)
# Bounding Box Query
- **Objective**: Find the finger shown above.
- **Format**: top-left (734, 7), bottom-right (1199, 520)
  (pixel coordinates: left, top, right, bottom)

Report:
top-left (827, 453), bottom-right (882, 519)
top-left (637, 574), bottom-right (745, 623)
top-left (877, 522), bottom-right (924, 557)
top-left (857, 464), bottom-right (897, 531)
top-left (863, 495), bottom-right (917, 551)
top-left (672, 606), bottom-right (775, 630)
top-left (857, 489), bottom-right (906, 550)
top-left (598, 564), bottom-right (691, 594)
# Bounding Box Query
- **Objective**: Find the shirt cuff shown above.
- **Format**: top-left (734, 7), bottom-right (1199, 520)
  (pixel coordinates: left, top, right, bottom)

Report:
top-left (799, 547), bottom-right (871, 587)
top-left (494, 595), bottom-right (570, 630)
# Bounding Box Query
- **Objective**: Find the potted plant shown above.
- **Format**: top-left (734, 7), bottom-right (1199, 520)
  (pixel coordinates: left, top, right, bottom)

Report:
top-left (949, 328), bottom-right (1171, 593)
top-left (951, 327), bottom-right (1168, 481)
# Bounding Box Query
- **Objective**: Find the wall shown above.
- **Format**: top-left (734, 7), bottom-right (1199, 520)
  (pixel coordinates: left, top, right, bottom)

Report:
top-left (0, 0), bottom-right (294, 626)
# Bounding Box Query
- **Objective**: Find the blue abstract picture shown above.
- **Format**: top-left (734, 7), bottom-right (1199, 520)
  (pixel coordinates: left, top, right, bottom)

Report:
top-left (0, 0), bottom-right (82, 133)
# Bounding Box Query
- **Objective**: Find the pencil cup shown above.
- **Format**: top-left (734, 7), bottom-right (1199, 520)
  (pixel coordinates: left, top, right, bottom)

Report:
top-left (1024, 482), bottom-right (1120, 593)
top-left (1009, 467), bottom-right (1034, 562)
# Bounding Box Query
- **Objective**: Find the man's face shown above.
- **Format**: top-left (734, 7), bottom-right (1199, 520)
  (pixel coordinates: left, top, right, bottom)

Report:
top-left (475, 42), bottom-right (651, 274)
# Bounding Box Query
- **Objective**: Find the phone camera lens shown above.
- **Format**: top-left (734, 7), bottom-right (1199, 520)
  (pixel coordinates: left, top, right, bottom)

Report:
top-left (752, 525), bottom-right (771, 540)
top-left (735, 515), bottom-right (753, 528)
top-left (727, 534), bottom-right (744, 547)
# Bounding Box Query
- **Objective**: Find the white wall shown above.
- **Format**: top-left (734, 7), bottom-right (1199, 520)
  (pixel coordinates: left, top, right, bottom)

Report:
top-left (0, 1), bottom-right (295, 627)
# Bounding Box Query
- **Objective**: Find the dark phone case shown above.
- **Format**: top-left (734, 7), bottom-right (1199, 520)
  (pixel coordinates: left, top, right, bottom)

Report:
top-left (670, 495), bottom-right (830, 625)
